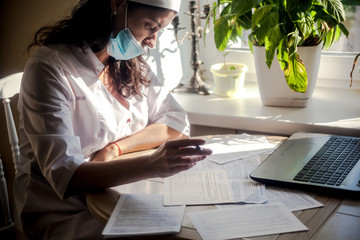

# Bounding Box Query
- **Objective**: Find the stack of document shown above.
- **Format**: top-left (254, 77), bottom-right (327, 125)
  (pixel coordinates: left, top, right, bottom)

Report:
top-left (104, 134), bottom-right (323, 239)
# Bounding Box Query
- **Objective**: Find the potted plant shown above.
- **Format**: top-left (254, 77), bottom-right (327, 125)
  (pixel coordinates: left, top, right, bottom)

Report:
top-left (210, 51), bottom-right (248, 97)
top-left (207, 0), bottom-right (350, 107)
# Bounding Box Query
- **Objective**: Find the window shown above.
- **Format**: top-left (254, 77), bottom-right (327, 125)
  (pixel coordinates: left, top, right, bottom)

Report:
top-left (327, 5), bottom-right (360, 53)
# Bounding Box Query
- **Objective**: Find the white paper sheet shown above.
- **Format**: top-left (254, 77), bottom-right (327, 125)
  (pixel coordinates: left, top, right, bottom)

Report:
top-left (229, 179), bottom-right (267, 203)
top-left (193, 154), bottom-right (268, 203)
top-left (164, 135), bottom-right (276, 205)
top-left (265, 186), bottom-right (324, 211)
top-left (188, 202), bottom-right (308, 240)
top-left (217, 186), bottom-right (323, 211)
top-left (102, 194), bottom-right (185, 238)
top-left (205, 134), bottom-right (277, 164)
top-left (163, 170), bottom-right (234, 206)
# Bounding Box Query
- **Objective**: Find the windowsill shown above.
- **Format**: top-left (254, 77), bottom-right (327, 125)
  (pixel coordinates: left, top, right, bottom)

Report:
top-left (171, 82), bottom-right (360, 137)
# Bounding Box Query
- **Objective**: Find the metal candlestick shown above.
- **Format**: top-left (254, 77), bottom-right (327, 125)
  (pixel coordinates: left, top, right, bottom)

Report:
top-left (170, 1), bottom-right (211, 95)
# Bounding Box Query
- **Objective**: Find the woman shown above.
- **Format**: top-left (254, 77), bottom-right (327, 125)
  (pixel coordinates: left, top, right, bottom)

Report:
top-left (14, 0), bottom-right (212, 239)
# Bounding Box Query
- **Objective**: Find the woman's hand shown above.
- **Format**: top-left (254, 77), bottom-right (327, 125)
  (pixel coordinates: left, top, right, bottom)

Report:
top-left (148, 138), bottom-right (212, 178)
top-left (70, 138), bottom-right (212, 192)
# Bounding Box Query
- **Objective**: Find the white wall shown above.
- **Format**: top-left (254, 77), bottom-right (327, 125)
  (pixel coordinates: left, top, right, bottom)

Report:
top-left (0, 0), bottom-right (78, 78)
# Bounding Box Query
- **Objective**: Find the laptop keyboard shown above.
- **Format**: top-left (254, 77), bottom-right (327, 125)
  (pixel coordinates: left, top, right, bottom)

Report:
top-left (293, 137), bottom-right (360, 186)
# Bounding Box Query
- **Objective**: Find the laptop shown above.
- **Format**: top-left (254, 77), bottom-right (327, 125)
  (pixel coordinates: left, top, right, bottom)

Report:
top-left (250, 132), bottom-right (360, 195)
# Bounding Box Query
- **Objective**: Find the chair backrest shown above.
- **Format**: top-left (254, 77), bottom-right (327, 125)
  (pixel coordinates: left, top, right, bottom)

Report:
top-left (0, 72), bottom-right (22, 230)
top-left (0, 72), bottom-right (22, 173)
top-left (2, 98), bottom-right (20, 174)
top-left (0, 156), bottom-right (14, 230)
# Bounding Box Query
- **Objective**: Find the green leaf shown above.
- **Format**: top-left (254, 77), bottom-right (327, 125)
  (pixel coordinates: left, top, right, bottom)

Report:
top-left (220, 2), bottom-right (232, 16)
top-left (312, 5), bottom-right (334, 23)
top-left (333, 25), bottom-right (342, 42)
top-left (265, 24), bottom-right (282, 68)
top-left (257, 10), bottom-right (279, 46)
top-left (231, 0), bottom-right (256, 16)
top-left (237, 10), bottom-right (253, 29)
top-left (286, 0), bottom-right (313, 21)
top-left (214, 14), bottom-right (238, 51)
top-left (298, 13), bottom-right (314, 40)
top-left (252, 4), bottom-right (275, 27)
top-left (323, 27), bottom-right (335, 50)
top-left (319, 0), bottom-right (345, 23)
top-left (288, 28), bottom-right (301, 58)
top-left (277, 37), bottom-right (289, 71)
top-left (338, 22), bottom-right (349, 38)
top-left (312, 4), bottom-right (348, 45)
top-left (315, 22), bottom-right (327, 44)
top-left (230, 22), bottom-right (243, 42)
top-left (284, 52), bottom-right (308, 93)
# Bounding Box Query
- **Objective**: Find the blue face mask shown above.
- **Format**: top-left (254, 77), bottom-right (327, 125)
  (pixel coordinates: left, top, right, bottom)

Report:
top-left (107, 28), bottom-right (145, 60)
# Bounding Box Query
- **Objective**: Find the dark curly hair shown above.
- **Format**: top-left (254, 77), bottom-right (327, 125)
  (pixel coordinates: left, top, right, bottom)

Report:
top-left (28, 0), bottom-right (150, 98)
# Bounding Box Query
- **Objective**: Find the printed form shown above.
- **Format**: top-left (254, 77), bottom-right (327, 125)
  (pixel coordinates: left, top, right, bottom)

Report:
top-left (103, 194), bottom-right (185, 238)
top-left (188, 202), bottom-right (308, 240)
top-left (163, 159), bottom-right (268, 205)
top-left (164, 170), bottom-right (234, 205)
top-left (164, 135), bottom-right (277, 206)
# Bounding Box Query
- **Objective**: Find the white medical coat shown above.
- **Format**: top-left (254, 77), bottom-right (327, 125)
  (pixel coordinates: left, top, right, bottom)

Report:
top-left (13, 43), bottom-right (189, 239)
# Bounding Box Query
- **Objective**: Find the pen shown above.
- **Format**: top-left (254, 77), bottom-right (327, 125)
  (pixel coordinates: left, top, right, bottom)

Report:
top-left (195, 145), bottom-right (202, 150)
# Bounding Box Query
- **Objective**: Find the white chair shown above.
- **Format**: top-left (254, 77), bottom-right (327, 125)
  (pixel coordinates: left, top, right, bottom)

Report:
top-left (0, 72), bottom-right (22, 233)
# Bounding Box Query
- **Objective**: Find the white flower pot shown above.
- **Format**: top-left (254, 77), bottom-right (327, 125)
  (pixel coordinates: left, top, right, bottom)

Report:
top-left (253, 45), bottom-right (322, 107)
top-left (210, 63), bottom-right (248, 97)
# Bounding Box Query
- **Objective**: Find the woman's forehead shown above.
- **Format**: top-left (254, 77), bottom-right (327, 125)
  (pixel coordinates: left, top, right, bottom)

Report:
top-left (129, 8), bottom-right (176, 27)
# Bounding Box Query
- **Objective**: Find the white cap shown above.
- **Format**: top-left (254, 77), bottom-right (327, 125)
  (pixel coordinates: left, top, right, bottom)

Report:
top-left (129, 0), bottom-right (182, 13)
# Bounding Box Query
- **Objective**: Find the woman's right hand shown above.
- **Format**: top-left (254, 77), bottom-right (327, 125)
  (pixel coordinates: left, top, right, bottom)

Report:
top-left (70, 138), bottom-right (212, 192)
top-left (147, 138), bottom-right (212, 178)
